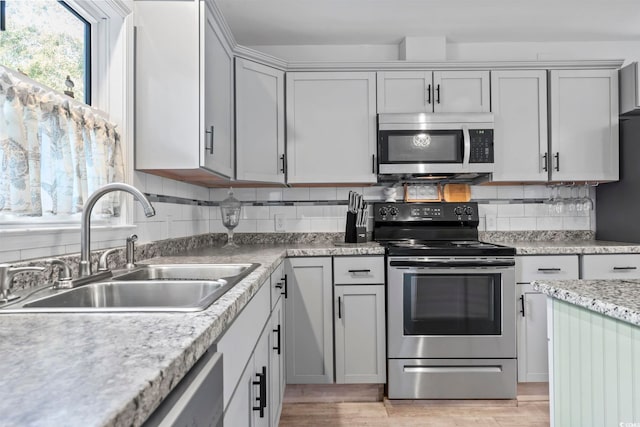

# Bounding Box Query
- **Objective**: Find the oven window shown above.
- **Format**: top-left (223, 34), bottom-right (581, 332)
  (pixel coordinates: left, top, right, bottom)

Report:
top-left (379, 130), bottom-right (463, 163)
top-left (403, 273), bottom-right (501, 335)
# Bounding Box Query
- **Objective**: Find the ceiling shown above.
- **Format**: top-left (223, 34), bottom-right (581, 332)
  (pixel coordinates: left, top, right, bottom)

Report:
top-left (217, 0), bottom-right (640, 46)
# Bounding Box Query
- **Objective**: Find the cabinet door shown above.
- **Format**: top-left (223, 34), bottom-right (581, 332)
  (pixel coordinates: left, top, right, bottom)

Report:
top-left (433, 71), bottom-right (490, 113)
top-left (235, 58), bottom-right (285, 183)
top-left (549, 69), bottom-right (619, 181)
top-left (286, 72), bottom-right (377, 184)
top-left (335, 285), bottom-right (386, 384)
top-left (202, 1), bottom-right (234, 178)
top-left (491, 70), bottom-right (548, 181)
top-left (252, 324), bottom-right (270, 427)
top-left (270, 298), bottom-right (285, 427)
top-left (377, 71), bottom-right (432, 113)
top-left (285, 257), bottom-right (334, 383)
top-left (516, 283), bottom-right (549, 382)
top-left (223, 357), bottom-right (253, 427)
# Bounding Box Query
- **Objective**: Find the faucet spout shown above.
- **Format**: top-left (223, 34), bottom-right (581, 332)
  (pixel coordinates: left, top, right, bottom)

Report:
top-left (80, 183), bottom-right (155, 277)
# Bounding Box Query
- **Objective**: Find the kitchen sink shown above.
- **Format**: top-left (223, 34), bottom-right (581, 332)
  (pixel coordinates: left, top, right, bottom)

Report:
top-left (0, 263), bottom-right (260, 313)
top-left (23, 280), bottom-right (226, 312)
top-left (112, 263), bottom-right (256, 282)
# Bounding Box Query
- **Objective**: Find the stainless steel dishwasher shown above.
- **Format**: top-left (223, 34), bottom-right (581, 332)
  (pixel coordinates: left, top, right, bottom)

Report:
top-left (143, 348), bottom-right (223, 426)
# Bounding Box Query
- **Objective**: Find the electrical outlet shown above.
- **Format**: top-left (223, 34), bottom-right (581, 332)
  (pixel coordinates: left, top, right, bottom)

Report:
top-left (486, 215), bottom-right (497, 231)
top-left (274, 214), bottom-right (285, 232)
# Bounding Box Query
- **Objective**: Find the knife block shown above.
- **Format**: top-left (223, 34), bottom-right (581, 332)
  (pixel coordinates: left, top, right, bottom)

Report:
top-left (345, 211), bottom-right (367, 243)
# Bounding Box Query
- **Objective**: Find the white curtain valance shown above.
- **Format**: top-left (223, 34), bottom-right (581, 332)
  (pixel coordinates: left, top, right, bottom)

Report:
top-left (0, 65), bottom-right (124, 218)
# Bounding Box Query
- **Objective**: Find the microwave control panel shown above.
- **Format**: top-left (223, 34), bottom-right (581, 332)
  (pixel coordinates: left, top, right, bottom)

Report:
top-left (468, 129), bottom-right (494, 163)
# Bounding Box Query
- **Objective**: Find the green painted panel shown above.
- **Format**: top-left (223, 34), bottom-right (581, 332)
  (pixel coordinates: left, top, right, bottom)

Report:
top-left (617, 321), bottom-right (634, 423)
top-left (568, 304), bottom-right (582, 424)
top-left (578, 307), bottom-right (592, 427)
top-left (590, 312), bottom-right (605, 427)
top-left (552, 300), bottom-right (640, 427)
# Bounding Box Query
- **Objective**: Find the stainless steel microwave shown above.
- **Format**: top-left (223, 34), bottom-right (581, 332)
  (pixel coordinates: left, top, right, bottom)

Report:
top-left (377, 113), bottom-right (495, 176)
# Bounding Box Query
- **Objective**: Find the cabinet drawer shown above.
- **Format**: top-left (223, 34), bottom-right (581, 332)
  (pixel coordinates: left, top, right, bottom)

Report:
top-left (581, 254), bottom-right (640, 279)
top-left (516, 255), bottom-right (579, 282)
top-left (270, 261), bottom-right (285, 309)
top-left (333, 256), bottom-right (384, 284)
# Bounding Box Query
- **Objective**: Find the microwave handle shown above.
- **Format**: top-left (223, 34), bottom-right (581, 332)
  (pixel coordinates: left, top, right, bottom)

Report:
top-left (462, 125), bottom-right (471, 167)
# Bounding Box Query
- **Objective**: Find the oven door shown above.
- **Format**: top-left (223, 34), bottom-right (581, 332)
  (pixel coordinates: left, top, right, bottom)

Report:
top-left (387, 257), bottom-right (516, 359)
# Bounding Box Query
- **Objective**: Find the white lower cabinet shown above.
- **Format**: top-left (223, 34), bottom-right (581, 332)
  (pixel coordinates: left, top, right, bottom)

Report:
top-left (285, 256), bottom-right (386, 385)
top-left (334, 284), bottom-right (386, 383)
top-left (219, 274), bottom-right (286, 427)
top-left (285, 257), bottom-right (334, 384)
top-left (515, 255), bottom-right (579, 382)
top-left (270, 297), bottom-right (285, 427)
top-left (581, 254), bottom-right (640, 279)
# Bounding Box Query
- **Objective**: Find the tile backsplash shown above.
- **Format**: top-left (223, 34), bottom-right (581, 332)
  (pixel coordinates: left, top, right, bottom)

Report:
top-left (3, 174), bottom-right (596, 263)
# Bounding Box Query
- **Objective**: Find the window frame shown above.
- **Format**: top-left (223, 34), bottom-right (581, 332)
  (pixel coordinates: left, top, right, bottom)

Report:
top-left (0, 0), bottom-right (135, 262)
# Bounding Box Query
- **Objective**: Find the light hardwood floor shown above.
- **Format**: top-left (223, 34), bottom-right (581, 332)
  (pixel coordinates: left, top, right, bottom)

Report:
top-left (280, 383), bottom-right (549, 427)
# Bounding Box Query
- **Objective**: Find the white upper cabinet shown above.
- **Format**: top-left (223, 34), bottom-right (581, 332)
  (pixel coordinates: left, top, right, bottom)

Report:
top-left (491, 70), bottom-right (548, 182)
top-left (135, 0), bottom-right (234, 181)
top-left (286, 72), bottom-right (377, 184)
top-left (235, 58), bottom-right (285, 183)
top-left (549, 69), bottom-right (619, 182)
top-left (377, 70), bottom-right (490, 114)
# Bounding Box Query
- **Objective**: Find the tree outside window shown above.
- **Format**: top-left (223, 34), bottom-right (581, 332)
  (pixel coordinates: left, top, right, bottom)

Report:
top-left (0, 0), bottom-right (90, 103)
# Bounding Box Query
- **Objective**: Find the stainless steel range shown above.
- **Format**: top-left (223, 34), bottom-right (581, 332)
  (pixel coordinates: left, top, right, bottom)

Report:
top-left (374, 201), bottom-right (517, 399)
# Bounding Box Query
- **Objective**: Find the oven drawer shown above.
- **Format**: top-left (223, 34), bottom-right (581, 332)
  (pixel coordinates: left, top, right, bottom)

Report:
top-left (581, 254), bottom-right (640, 279)
top-left (388, 358), bottom-right (516, 399)
top-left (516, 255), bottom-right (579, 282)
top-left (333, 256), bottom-right (384, 284)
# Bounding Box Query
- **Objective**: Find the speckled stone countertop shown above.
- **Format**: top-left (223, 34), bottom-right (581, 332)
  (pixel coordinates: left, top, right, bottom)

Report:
top-left (496, 240), bottom-right (640, 255)
top-left (533, 279), bottom-right (640, 326)
top-left (0, 242), bottom-right (383, 427)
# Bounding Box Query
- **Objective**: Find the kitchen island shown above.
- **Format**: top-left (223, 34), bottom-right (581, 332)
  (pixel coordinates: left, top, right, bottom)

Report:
top-left (0, 243), bottom-right (383, 427)
top-left (534, 278), bottom-right (640, 427)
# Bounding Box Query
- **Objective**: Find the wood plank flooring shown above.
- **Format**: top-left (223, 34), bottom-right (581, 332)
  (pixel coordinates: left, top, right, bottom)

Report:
top-left (279, 384), bottom-right (549, 427)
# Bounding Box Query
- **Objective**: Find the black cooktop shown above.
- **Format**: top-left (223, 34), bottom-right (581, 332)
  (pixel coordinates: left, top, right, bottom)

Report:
top-left (384, 240), bottom-right (516, 257)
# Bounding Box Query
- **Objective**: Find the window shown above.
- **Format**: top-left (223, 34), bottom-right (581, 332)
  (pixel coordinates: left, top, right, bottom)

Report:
top-left (0, 0), bottom-right (90, 103)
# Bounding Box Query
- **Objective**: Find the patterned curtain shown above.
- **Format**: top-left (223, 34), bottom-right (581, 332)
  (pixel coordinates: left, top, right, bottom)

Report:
top-left (0, 65), bottom-right (125, 218)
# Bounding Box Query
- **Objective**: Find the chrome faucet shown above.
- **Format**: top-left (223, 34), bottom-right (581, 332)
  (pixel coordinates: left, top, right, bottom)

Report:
top-left (0, 264), bottom-right (46, 302)
top-left (80, 183), bottom-right (155, 277)
top-left (50, 259), bottom-right (73, 289)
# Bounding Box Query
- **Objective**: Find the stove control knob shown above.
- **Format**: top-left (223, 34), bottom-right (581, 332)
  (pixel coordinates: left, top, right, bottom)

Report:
top-left (379, 207), bottom-right (388, 217)
top-left (388, 207), bottom-right (399, 216)
top-left (464, 206), bottom-right (474, 215)
top-left (454, 206), bottom-right (464, 215)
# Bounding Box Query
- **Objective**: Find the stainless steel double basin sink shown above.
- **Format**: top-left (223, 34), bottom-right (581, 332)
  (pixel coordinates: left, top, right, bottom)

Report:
top-left (0, 263), bottom-right (260, 313)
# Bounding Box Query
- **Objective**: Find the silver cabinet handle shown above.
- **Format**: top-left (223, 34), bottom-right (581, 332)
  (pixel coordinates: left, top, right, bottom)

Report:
top-left (613, 266), bottom-right (638, 271)
top-left (542, 152), bottom-right (548, 172)
top-left (553, 152), bottom-right (560, 171)
top-left (205, 125), bottom-right (214, 154)
top-left (426, 84), bottom-right (431, 105)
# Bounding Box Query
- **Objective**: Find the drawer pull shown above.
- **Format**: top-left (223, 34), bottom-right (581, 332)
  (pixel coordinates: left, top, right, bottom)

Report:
top-left (348, 269), bottom-right (371, 274)
top-left (537, 268), bottom-right (562, 272)
top-left (613, 266), bottom-right (638, 271)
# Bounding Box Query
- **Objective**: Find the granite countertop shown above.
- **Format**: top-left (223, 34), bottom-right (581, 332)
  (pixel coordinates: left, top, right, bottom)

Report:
top-left (498, 240), bottom-right (640, 255)
top-left (0, 242), bottom-right (383, 427)
top-left (533, 279), bottom-right (640, 327)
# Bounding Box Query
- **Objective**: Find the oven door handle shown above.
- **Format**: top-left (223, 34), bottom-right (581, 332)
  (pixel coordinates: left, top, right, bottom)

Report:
top-left (389, 260), bottom-right (515, 268)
